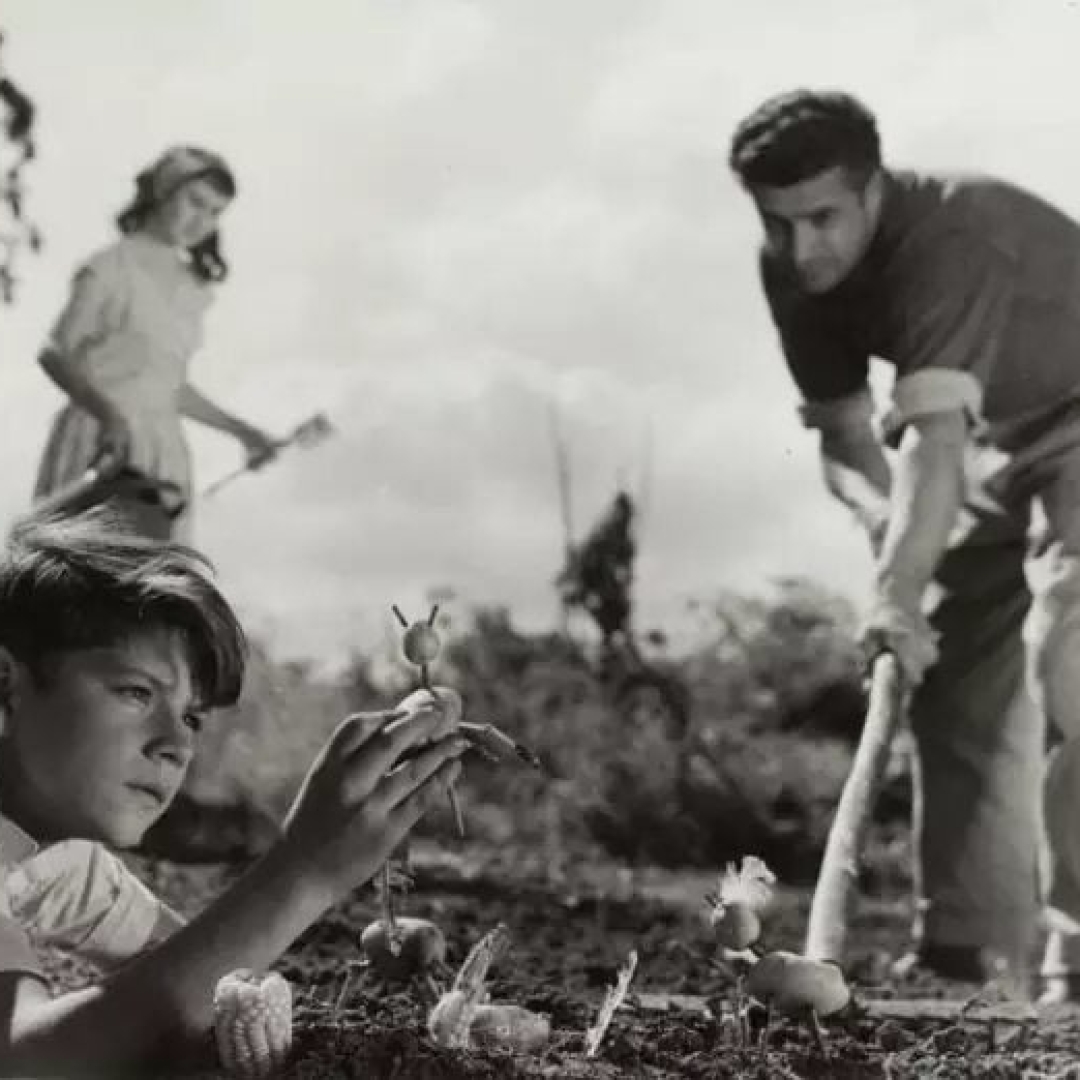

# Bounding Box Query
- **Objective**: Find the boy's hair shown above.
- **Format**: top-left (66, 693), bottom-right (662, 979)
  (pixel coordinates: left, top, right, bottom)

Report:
top-left (729, 89), bottom-right (882, 189)
top-left (0, 508), bottom-right (247, 709)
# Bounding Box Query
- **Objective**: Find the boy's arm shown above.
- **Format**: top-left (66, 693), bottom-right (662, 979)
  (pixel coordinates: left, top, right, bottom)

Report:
top-left (0, 697), bottom-right (466, 1075)
top-left (0, 846), bottom-right (327, 1074)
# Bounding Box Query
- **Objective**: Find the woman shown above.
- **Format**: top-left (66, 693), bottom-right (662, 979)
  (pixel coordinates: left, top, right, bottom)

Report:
top-left (33, 145), bottom-right (278, 540)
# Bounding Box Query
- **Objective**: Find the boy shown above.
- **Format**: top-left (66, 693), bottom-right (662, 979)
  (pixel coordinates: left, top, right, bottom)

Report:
top-left (0, 508), bottom-right (465, 1073)
top-left (728, 89), bottom-right (1080, 998)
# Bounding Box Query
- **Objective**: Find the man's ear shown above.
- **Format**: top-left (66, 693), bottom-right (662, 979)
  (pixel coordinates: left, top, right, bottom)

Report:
top-left (862, 168), bottom-right (886, 220)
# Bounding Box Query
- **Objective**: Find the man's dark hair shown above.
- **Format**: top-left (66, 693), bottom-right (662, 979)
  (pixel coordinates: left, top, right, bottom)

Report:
top-left (0, 508), bottom-right (247, 709)
top-left (729, 89), bottom-right (882, 189)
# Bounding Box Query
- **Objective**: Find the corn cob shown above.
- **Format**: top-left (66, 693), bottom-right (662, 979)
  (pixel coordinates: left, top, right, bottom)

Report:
top-left (213, 968), bottom-right (293, 1079)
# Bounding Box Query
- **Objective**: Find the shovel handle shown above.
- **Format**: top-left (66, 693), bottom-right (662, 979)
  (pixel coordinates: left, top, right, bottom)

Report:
top-left (805, 650), bottom-right (907, 964)
top-left (30, 453), bottom-right (124, 518)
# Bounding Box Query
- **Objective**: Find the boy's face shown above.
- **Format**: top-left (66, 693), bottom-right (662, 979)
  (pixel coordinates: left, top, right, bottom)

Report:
top-left (0, 628), bottom-right (206, 848)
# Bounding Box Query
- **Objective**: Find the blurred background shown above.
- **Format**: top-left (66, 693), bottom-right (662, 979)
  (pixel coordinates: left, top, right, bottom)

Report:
top-left (1, 0), bottom-right (1077, 876)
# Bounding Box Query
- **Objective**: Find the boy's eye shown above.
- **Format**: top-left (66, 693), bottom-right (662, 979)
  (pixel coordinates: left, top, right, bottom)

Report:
top-left (118, 685), bottom-right (152, 705)
top-left (184, 712), bottom-right (205, 734)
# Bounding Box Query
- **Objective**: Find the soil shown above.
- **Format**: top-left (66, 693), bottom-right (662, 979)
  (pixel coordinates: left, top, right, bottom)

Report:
top-left (61, 845), bottom-right (1080, 1079)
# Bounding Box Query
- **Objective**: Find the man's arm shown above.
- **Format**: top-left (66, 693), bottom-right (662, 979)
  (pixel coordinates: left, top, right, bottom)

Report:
top-left (819, 416), bottom-right (892, 547)
top-left (873, 408), bottom-right (968, 612)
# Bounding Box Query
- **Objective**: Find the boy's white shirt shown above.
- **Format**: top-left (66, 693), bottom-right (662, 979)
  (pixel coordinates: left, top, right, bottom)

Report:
top-left (0, 814), bottom-right (179, 970)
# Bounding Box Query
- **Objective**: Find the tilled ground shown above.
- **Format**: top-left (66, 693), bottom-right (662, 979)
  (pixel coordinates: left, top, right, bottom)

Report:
top-left (55, 847), bottom-right (1080, 1079)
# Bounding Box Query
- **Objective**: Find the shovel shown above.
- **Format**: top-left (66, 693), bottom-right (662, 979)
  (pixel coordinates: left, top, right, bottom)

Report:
top-left (805, 650), bottom-right (908, 964)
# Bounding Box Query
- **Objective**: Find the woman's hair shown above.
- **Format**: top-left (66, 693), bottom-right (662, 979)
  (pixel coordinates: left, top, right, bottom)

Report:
top-left (116, 146), bottom-right (237, 283)
top-left (0, 507), bottom-right (247, 710)
top-left (729, 89), bottom-right (882, 190)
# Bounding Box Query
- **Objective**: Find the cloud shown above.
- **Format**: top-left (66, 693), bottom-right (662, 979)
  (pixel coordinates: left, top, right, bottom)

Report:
top-left (1, 1), bottom-right (1075, 661)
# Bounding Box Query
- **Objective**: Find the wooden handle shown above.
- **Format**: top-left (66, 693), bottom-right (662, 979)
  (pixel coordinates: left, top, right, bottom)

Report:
top-left (804, 651), bottom-right (907, 964)
top-left (31, 453), bottom-right (124, 518)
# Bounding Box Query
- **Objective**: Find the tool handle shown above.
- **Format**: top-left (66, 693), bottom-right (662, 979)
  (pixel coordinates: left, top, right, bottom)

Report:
top-left (804, 651), bottom-right (906, 964)
top-left (31, 452), bottom-right (124, 517)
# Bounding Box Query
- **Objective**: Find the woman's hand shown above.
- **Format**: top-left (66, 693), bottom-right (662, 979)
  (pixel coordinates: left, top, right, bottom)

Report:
top-left (94, 404), bottom-right (134, 468)
top-left (237, 426), bottom-right (279, 470)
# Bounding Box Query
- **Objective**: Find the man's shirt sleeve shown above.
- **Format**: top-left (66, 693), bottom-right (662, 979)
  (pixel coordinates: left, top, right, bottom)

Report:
top-left (879, 227), bottom-right (1009, 444)
top-left (759, 254), bottom-right (873, 432)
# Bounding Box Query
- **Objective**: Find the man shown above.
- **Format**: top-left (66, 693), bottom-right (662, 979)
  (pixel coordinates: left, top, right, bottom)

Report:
top-left (558, 490), bottom-right (637, 652)
top-left (729, 89), bottom-right (1080, 1000)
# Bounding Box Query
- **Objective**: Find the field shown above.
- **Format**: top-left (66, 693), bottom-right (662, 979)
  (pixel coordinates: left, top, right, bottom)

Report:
top-left (50, 581), bottom-right (1080, 1078)
top-left (115, 840), bottom-right (1080, 1080)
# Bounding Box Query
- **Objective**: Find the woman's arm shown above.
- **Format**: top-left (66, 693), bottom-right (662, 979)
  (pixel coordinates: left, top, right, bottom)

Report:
top-left (38, 255), bottom-right (134, 463)
top-left (176, 383), bottom-right (276, 464)
top-left (39, 347), bottom-right (133, 465)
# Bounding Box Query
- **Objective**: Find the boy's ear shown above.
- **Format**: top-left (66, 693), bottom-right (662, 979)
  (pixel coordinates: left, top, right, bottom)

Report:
top-left (0, 648), bottom-right (20, 734)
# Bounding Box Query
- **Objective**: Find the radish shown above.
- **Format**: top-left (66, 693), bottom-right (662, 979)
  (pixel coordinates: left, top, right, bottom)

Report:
top-left (469, 1003), bottom-right (551, 1052)
top-left (361, 917), bottom-right (447, 982)
top-left (705, 855), bottom-right (776, 950)
top-left (746, 950), bottom-right (851, 1017)
top-left (402, 622), bottom-right (441, 667)
top-left (428, 924), bottom-right (552, 1053)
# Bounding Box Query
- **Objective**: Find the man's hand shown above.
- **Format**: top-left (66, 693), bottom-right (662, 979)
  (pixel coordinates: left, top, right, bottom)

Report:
top-left (860, 584), bottom-right (939, 687)
top-left (853, 504), bottom-right (889, 558)
top-left (278, 689), bottom-right (466, 902)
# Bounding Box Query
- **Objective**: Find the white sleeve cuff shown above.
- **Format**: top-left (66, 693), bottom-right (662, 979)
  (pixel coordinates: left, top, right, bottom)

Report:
top-left (879, 368), bottom-right (986, 446)
top-left (798, 387), bottom-right (874, 432)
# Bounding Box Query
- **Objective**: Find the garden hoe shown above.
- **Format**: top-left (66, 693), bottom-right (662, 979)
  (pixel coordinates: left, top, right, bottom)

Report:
top-left (29, 411), bottom-right (334, 519)
top-left (805, 649), bottom-right (907, 966)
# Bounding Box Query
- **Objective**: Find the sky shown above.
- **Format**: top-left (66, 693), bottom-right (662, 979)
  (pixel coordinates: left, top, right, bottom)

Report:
top-left (1, 0), bottom-right (1079, 664)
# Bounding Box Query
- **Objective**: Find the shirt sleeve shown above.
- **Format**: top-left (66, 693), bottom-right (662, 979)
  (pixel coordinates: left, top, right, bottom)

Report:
top-left (0, 893), bottom-right (45, 980)
top-left (759, 253), bottom-right (872, 431)
top-left (45, 246), bottom-right (126, 358)
top-left (6, 840), bottom-right (166, 971)
top-left (879, 228), bottom-right (1010, 444)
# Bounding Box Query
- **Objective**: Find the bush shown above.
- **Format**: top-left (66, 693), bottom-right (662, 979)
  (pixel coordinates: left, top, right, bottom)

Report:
top-left (166, 578), bottom-right (902, 882)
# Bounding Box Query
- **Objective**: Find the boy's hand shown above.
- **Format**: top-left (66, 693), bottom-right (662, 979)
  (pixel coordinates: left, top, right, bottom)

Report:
top-left (279, 689), bottom-right (466, 901)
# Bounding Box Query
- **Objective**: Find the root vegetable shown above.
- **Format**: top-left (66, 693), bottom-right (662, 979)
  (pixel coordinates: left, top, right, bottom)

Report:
top-left (709, 902), bottom-right (761, 951)
top-left (429, 924), bottom-right (511, 1049)
top-left (746, 951), bottom-right (851, 1017)
top-left (705, 855), bottom-right (775, 950)
top-left (361, 917), bottom-right (447, 981)
top-left (402, 622), bottom-right (441, 666)
top-left (468, 1003), bottom-right (551, 1052)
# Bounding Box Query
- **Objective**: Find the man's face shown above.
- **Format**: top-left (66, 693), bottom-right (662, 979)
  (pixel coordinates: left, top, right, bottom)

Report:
top-left (752, 165), bottom-right (882, 294)
top-left (149, 176), bottom-right (231, 249)
top-left (0, 629), bottom-right (206, 848)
